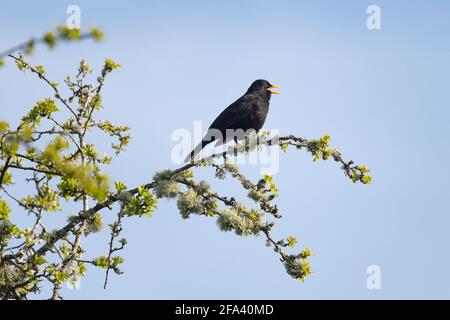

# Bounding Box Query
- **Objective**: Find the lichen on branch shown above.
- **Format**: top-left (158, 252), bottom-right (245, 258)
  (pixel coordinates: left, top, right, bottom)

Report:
top-left (0, 42), bottom-right (371, 300)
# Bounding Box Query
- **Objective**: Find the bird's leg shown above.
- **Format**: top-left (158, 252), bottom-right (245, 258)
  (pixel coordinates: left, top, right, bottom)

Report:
top-left (255, 131), bottom-right (263, 151)
top-left (257, 135), bottom-right (263, 151)
top-left (233, 136), bottom-right (240, 156)
top-left (257, 143), bottom-right (262, 152)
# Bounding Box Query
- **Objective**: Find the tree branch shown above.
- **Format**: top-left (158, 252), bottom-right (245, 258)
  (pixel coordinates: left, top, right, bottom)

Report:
top-left (5, 133), bottom-right (370, 263)
top-left (0, 27), bottom-right (101, 60)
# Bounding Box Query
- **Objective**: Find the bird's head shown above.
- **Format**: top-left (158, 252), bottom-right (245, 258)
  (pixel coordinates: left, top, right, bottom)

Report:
top-left (247, 79), bottom-right (280, 99)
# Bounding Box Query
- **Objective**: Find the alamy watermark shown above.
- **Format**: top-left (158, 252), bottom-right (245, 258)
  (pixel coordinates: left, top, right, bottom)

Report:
top-left (366, 5), bottom-right (381, 30)
top-left (366, 264), bottom-right (381, 290)
top-left (171, 121), bottom-right (282, 175)
top-left (66, 5), bottom-right (81, 30)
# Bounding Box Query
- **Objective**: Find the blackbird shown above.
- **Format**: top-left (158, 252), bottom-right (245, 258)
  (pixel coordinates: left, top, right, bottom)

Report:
top-left (185, 79), bottom-right (280, 162)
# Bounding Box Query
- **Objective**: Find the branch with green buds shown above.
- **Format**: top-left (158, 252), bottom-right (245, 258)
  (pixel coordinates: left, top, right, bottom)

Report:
top-left (0, 25), bottom-right (104, 67)
top-left (0, 33), bottom-right (371, 300)
top-left (1, 54), bottom-right (126, 300)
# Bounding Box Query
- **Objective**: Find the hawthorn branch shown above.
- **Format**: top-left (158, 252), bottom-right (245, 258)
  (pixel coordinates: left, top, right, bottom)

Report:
top-left (8, 164), bottom-right (62, 176)
top-left (8, 54), bottom-right (78, 119)
top-left (0, 124), bottom-right (23, 188)
top-left (0, 28), bottom-right (100, 60)
top-left (1, 39), bottom-right (371, 296)
top-left (0, 156), bottom-right (12, 188)
top-left (103, 210), bottom-right (125, 289)
top-left (7, 133), bottom-right (370, 263)
top-left (51, 220), bottom-right (87, 300)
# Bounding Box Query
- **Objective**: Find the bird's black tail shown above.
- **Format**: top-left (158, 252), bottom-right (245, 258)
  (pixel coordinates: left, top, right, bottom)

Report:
top-left (184, 140), bottom-right (211, 163)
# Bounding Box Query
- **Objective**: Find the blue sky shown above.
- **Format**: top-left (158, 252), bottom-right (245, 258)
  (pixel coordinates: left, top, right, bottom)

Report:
top-left (1, 0), bottom-right (450, 299)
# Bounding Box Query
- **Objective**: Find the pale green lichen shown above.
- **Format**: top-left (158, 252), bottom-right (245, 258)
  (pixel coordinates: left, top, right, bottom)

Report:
top-left (217, 209), bottom-right (261, 236)
top-left (284, 253), bottom-right (313, 282)
top-left (176, 189), bottom-right (203, 219)
top-left (153, 170), bottom-right (180, 198)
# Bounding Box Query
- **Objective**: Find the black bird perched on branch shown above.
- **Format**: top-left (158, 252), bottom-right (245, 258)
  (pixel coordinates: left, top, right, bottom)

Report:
top-left (185, 79), bottom-right (280, 162)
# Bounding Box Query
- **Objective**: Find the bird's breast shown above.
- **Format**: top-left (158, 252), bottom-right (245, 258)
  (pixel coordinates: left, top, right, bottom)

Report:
top-left (250, 102), bottom-right (269, 131)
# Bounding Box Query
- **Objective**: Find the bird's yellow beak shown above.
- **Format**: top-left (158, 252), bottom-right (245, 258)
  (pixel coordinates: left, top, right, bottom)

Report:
top-left (268, 85), bottom-right (280, 94)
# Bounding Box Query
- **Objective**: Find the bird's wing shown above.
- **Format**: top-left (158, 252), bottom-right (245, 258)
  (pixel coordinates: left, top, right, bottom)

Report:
top-left (208, 94), bottom-right (256, 131)
top-left (186, 94), bottom-right (256, 162)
